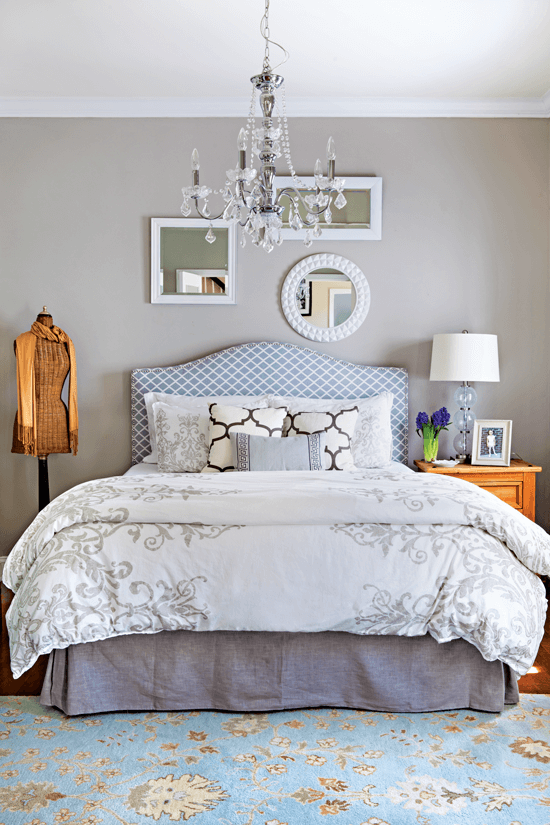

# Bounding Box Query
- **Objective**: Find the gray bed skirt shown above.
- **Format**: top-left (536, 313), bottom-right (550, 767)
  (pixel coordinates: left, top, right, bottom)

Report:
top-left (40, 629), bottom-right (519, 716)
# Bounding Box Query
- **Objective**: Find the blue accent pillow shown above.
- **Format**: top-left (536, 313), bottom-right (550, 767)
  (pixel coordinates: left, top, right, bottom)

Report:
top-left (230, 432), bottom-right (326, 471)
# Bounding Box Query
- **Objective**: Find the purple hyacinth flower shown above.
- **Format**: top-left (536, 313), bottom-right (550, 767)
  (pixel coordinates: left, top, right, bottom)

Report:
top-left (432, 407), bottom-right (451, 430)
top-left (416, 411), bottom-right (429, 430)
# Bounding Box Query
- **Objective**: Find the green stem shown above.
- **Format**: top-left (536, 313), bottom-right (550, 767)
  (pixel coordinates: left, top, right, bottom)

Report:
top-left (423, 429), bottom-right (439, 462)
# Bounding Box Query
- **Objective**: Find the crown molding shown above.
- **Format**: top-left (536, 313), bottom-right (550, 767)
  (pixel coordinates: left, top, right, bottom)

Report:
top-left (290, 95), bottom-right (550, 118)
top-left (1, 93), bottom-right (549, 118)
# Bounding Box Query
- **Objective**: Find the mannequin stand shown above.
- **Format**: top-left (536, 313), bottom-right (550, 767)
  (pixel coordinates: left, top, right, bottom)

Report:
top-left (13, 308), bottom-right (76, 514)
top-left (38, 456), bottom-right (50, 511)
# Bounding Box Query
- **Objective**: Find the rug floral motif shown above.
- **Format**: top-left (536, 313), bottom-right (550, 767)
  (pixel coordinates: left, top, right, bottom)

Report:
top-left (0, 695), bottom-right (549, 824)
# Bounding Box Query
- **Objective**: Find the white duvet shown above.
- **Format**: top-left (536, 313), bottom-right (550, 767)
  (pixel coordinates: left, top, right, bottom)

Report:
top-left (3, 468), bottom-right (550, 678)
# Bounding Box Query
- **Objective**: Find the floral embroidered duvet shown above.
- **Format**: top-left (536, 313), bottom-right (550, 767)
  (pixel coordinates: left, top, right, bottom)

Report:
top-left (3, 468), bottom-right (549, 678)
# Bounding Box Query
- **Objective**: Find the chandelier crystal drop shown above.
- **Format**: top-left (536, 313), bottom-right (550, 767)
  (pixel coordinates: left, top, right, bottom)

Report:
top-left (181, 0), bottom-right (346, 252)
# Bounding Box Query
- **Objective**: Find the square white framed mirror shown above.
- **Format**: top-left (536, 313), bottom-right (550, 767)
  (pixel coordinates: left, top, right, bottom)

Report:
top-left (276, 177), bottom-right (382, 241)
top-left (151, 218), bottom-right (237, 304)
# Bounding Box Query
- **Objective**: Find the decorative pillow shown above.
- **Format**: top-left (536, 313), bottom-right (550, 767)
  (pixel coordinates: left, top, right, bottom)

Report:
top-left (143, 393), bottom-right (269, 463)
top-left (268, 393), bottom-right (394, 468)
top-left (286, 407), bottom-right (359, 470)
top-left (153, 403), bottom-right (209, 473)
top-left (350, 392), bottom-right (394, 468)
top-left (202, 404), bottom-right (288, 473)
top-left (231, 431), bottom-right (326, 472)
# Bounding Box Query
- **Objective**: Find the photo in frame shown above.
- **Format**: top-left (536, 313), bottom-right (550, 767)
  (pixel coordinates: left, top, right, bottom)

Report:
top-left (471, 419), bottom-right (512, 466)
top-left (296, 278), bottom-right (312, 316)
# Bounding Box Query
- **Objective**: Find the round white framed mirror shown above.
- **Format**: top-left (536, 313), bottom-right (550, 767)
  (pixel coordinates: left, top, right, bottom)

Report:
top-left (281, 254), bottom-right (370, 342)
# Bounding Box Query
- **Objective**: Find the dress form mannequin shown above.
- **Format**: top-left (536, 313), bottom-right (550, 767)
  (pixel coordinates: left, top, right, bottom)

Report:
top-left (12, 307), bottom-right (75, 510)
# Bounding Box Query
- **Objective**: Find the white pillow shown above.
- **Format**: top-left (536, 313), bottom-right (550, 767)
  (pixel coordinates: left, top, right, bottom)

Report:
top-left (143, 393), bottom-right (269, 463)
top-left (153, 403), bottom-right (209, 472)
top-left (202, 404), bottom-right (288, 473)
top-left (268, 393), bottom-right (394, 468)
top-left (286, 407), bottom-right (359, 470)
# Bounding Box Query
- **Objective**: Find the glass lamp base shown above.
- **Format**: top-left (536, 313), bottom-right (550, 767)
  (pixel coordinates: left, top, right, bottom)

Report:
top-left (454, 385), bottom-right (477, 409)
top-left (453, 431), bottom-right (473, 458)
top-left (453, 384), bottom-right (476, 459)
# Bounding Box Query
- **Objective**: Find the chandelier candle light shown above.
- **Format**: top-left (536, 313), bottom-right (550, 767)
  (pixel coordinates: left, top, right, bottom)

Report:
top-left (181, 0), bottom-right (347, 253)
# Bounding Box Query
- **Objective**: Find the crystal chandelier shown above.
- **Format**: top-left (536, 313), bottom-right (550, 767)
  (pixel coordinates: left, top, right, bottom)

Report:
top-left (181, 0), bottom-right (347, 253)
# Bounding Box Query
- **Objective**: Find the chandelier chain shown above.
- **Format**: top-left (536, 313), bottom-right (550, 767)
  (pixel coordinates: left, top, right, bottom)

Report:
top-left (261, 0), bottom-right (271, 71)
top-left (260, 0), bottom-right (289, 72)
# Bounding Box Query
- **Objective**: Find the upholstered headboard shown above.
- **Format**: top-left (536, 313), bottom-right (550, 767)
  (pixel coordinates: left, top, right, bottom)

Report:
top-left (131, 341), bottom-right (408, 465)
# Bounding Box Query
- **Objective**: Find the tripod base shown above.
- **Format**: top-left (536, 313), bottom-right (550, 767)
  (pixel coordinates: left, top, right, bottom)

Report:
top-left (38, 456), bottom-right (50, 512)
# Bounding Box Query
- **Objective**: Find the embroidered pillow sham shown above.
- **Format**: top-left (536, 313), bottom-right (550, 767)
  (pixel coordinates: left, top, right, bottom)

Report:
top-left (230, 431), bottom-right (326, 472)
top-left (202, 404), bottom-right (288, 473)
top-left (152, 402), bottom-right (209, 473)
top-left (350, 392), bottom-right (394, 467)
top-left (268, 392), bottom-right (394, 468)
top-left (143, 393), bottom-right (269, 463)
top-left (286, 407), bottom-right (359, 470)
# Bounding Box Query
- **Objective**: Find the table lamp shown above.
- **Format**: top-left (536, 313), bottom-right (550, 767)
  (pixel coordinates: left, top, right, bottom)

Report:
top-left (429, 330), bottom-right (500, 460)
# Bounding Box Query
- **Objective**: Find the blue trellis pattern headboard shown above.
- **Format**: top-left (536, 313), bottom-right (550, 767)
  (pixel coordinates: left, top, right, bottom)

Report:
top-left (131, 341), bottom-right (408, 465)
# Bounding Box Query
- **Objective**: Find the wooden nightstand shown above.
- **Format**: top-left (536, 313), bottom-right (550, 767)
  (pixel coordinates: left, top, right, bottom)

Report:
top-left (414, 459), bottom-right (542, 521)
top-left (1, 582), bottom-right (47, 696)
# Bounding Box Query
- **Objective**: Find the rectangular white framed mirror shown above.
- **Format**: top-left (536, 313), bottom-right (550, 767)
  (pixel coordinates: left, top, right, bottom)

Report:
top-left (151, 218), bottom-right (237, 304)
top-left (276, 177), bottom-right (382, 241)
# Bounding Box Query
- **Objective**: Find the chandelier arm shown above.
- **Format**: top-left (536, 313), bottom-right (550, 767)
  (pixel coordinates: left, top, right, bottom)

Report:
top-left (298, 214), bottom-right (322, 228)
top-left (235, 182), bottom-right (252, 206)
top-left (192, 200), bottom-right (227, 222)
top-left (277, 187), bottom-right (298, 201)
top-left (276, 185), bottom-right (335, 219)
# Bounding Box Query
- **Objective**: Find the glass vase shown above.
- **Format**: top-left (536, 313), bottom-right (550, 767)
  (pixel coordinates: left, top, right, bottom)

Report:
top-left (423, 432), bottom-right (439, 463)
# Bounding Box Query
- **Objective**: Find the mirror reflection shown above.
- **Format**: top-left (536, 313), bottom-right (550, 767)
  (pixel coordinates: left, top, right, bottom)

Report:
top-left (295, 268), bottom-right (356, 329)
top-left (160, 227), bottom-right (229, 295)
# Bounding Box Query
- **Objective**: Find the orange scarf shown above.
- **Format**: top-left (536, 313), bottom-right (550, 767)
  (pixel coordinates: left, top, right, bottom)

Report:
top-left (15, 322), bottom-right (78, 456)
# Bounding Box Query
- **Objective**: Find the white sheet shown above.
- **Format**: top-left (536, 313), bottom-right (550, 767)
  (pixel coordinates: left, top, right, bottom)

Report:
top-left (4, 468), bottom-right (549, 679)
top-left (124, 461), bottom-right (165, 476)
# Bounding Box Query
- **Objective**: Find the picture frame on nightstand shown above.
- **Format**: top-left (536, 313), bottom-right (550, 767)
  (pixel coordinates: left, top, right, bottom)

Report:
top-left (471, 419), bottom-right (512, 466)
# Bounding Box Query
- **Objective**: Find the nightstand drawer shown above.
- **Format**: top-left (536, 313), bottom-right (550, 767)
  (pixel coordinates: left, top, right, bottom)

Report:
top-left (413, 459), bottom-right (541, 521)
top-left (479, 480), bottom-right (522, 510)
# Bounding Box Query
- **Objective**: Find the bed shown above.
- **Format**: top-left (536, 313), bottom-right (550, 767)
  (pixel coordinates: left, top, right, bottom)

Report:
top-left (3, 342), bottom-right (549, 715)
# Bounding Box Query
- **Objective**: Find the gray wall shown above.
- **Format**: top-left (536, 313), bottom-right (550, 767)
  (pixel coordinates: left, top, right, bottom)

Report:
top-left (1, 117), bottom-right (549, 555)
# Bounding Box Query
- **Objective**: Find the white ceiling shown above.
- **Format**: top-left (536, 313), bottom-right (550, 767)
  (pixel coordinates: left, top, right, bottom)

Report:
top-left (2, 0), bottom-right (550, 117)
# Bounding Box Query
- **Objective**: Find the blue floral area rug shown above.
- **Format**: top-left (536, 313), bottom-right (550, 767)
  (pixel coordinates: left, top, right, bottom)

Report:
top-left (0, 696), bottom-right (550, 824)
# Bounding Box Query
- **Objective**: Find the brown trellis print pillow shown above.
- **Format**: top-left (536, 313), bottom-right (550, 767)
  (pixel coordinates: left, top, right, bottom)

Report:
top-left (286, 407), bottom-right (359, 470)
top-left (202, 404), bottom-right (288, 472)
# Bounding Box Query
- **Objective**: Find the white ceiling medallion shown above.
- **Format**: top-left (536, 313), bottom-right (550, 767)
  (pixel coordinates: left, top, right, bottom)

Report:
top-left (281, 253), bottom-right (370, 343)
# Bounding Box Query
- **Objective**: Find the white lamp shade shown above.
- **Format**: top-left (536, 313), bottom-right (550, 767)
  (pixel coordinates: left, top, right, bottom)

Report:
top-left (430, 333), bottom-right (500, 382)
